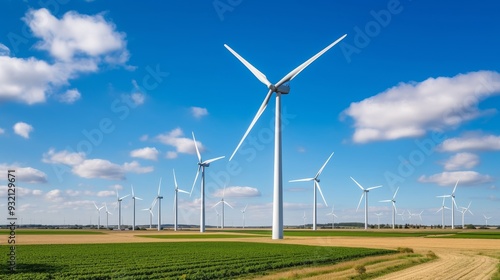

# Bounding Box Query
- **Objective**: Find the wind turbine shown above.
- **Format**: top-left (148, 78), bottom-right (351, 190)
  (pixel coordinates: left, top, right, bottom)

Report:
top-left (224, 34), bottom-right (347, 239)
top-left (116, 188), bottom-right (130, 230)
top-left (93, 202), bottom-right (104, 230)
top-left (303, 211), bottom-right (307, 229)
top-left (215, 208), bottom-right (220, 229)
top-left (131, 185), bottom-right (142, 231)
top-left (212, 185), bottom-right (234, 229)
top-left (241, 204), bottom-right (248, 229)
top-left (190, 132), bottom-right (225, 233)
top-left (374, 212), bottom-right (383, 229)
top-left (289, 151), bottom-right (333, 231)
top-left (458, 202), bottom-right (473, 229)
top-left (397, 210), bottom-right (406, 222)
top-left (142, 198), bottom-right (156, 229)
top-left (156, 178), bottom-right (163, 231)
top-left (379, 187), bottom-right (399, 229)
top-left (412, 210), bottom-right (424, 222)
top-left (173, 169), bottom-right (190, 231)
top-left (483, 214), bottom-right (492, 227)
top-left (326, 204), bottom-right (338, 229)
top-left (440, 180), bottom-right (459, 229)
top-left (351, 177), bottom-right (382, 230)
top-left (436, 196), bottom-right (450, 229)
top-left (104, 203), bottom-right (112, 229)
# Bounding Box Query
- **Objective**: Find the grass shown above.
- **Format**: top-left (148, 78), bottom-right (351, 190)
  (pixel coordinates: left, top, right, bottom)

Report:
top-left (136, 233), bottom-right (261, 239)
top-left (222, 229), bottom-right (457, 238)
top-left (0, 242), bottom-right (394, 279)
top-left (0, 229), bottom-right (105, 235)
top-left (428, 231), bottom-right (500, 239)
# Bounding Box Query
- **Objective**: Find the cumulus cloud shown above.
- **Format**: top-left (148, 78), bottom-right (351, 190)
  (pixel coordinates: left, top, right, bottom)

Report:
top-left (342, 71), bottom-right (500, 143)
top-left (0, 164), bottom-right (48, 183)
top-left (0, 128), bottom-right (4, 135)
top-left (156, 128), bottom-right (204, 158)
top-left (213, 186), bottom-right (261, 198)
top-left (190, 107), bottom-right (208, 119)
top-left (0, 186), bottom-right (43, 197)
top-left (42, 148), bottom-right (85, 165)
top-left (123, 161), bottom-right (154, 174)
top-left (13, 122), bottom-right (34, 138)
top-left (97, 190), bottom-right (115, 197)
top-left (438, 133), bottom-right (500, 152)
top-left (418, 171), bottom-right (493, 186)
top-left (165, 151), bottom-right (178, 159)
top-left (45, 189), bottom-right (64, 202)
top-left (72, 159), bottom-right (125, 180)
top-left (443, 153), bottom-right (479, 171)
top-left (0, 43), bottom-right (10, 56)
top-left (130, 147), bottom-right (159, 160)
top-left (57, 89), bottom-right (81, 104)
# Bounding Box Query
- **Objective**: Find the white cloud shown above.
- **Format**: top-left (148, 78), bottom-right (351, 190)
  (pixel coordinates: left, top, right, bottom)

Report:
top-left (443, 152), bottom-right (479, 171)
top-left (0, 128), bottom-right (4, 134)
top-left (131, 93), bottom-right (145, 105)
top-left (42, 148), bottom-right (85, 165)
top-left (418, 171), bottom-right (493, 186)
top-left (13, 122), bottom-right (34, 139)
top-left (0, 186), bottom-right (43, 198)
top-left (342, 71), bottom-right (500, 143)
top-left (25, 8), bottom-right (128, 63)
top-left (213, 186), bottom-right (261, 198)
top-left (0, 164), bottom-right (48, 183)
top-left (65, 190), bottom-right (81, 197)
top-left (97, 190), bottom-right (115, 197)
top-left (130, 147), bottom-right (159, 160)
top-left (57, 89), bottom-right (81, 104)
top-left (438, 133), bottom-right (500, 152)
top-left (165, 151), bottom-right (178, 159)
top-left (190, 107), bottom-right (208, 119)
top-left (123, 161), bottom-right (154, 174)
top-left (45, 189), bottom-right (64, 202)
top-left (156, 128), bottom-right (204, 155)
top-left (0, 43), bottom-right (10, 56)
top-left (72, 159), bottom-right (125, 180)
top-left (139, 134), bottom-right (148, 141)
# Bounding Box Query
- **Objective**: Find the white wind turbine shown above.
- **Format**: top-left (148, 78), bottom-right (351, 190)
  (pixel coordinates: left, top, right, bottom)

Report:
top-left (458, 201), bottom-right (473, 228)
top-left (289, 151), bottom-right (334, 231)
top-left (131, 185), bottom-right (142, 231)
top-left (190, 132), bottom-right (225, 233)
top-left (412, 210), bottom-right (424, 222)
top-left (241, 204), bottom-right (248, 229)
top-left (379, 187), bottom-right (399, 229)
top-left (436, 196), bottom-right (450, 229)
top-left (351, 177), bottom-right (382, 230)
top-left (374, 212), bottom-right (383, 229)
top-left (93, 202), bottom-right (104, 230)
top-left (116, 188), bottom-right (130, 230)
top-left (155, 178), bottom-right (163, 231)
top-left (215, 208), bottom-right (220, 229)
top-left (483, 214), bottom-right (492, 227)
top-left (212, 185), bottom-right (234, 229)
top-left (303, 211), bottom-right (307, 229)
top-left (173, 169), bottom-right (190, 231)
top-left (142, 198), bottom-right (156, 229)
top-left (326, 204), bottom-right (338, 229)
top-left (397, 210), bottom-right (406, 222)
top-left (104, 203), bottom-right (112, 229)
top-left (224, 34), bottom-right (347, 239)
top-left (440, 180), bottom-right (459, 229)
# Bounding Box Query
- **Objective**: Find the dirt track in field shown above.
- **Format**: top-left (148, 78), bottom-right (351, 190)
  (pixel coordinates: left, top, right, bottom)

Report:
top-left (16, 229), bottom-right (500, 279)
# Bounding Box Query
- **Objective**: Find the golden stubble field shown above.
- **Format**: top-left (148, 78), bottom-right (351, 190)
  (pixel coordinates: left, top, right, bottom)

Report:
top-left (16, 229), bottom-right (500, 279)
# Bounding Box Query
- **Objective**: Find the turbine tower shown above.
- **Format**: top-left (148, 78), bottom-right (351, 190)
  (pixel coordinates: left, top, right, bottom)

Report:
top-left (303, 211), bottom-right (307, 229)
top-left (379, 187), bottom-right (399, 229)
top-left (224, 35), bottom-right (347, 239)
top-left (104, 203), bottom-right (112, 229)
top-left (458, 201), bottom-right (473, 228)
top-left (156, 178), bottom-right (163, 231)
top-left (436, 196), bottom-right (450, 229)
top-left (215, 208), bottom-right (220, 229)
top-left (374, 212), bottom-right (382, 229)
top-left (212, 185), bottom-right (234, 229)
top-left (116, 188), bottom-right (129, 230)
top-left (131, 185), bottom-right (142, 231)
top-left (142, 198), bottom-right (156, 229)
top-left (289, 151), bottom-right (334, 231)
top-left (241, 204), bottom-right (248, 229)
top-left (173, 169), bottom-right (190, 231)
top-left (441, 180), bottom-right (459, 229)
top-left (326, 204), bottom-right (338, 229)
top-left (190, 132), bottom-right (225, 233)
top-left (351, 177), bottom-right (382, 230)
top-left (93, 202), bottom-right (104, 230)
top-left (483, 214), bottom-right (492, 227)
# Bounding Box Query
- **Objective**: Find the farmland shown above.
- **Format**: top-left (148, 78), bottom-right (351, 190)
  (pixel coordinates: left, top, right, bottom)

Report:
top-left (0, 242), bottom-right (393, 279)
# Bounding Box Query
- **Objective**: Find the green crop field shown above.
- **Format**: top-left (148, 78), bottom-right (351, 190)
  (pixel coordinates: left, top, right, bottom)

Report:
top-left (1, 242), bottom-right (394, 279)
top-left (136, 234), bottom-right (260, 239)
top-left (0, 229), bottom-right (105, 235)
top-left (222, 229), bottom-right (457, 238)
top-left (428, 231), bottom-right (500, 239)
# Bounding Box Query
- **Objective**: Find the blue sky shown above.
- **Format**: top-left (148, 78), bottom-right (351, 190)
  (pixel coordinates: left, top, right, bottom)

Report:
top-left (1, 0), bottom-right (499, 228)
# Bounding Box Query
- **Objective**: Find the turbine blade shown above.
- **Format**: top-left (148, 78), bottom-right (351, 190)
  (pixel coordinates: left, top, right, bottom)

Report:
top-left (173, 169), bottom-right (178, 189)
top-left (229, 89), bottom-right (273, 161)
top-left (452, 197), bottom-right (458, 209)
top-left (393, 187), bottom-right (399, 199)
top-left (135, 197), bottom-right (143, 201)
top-left (452, 179), bottom-right (459, 195)
top-left (93, 201), bottom-right (98, 210)
top-left (379, 199), bottom-right (392, 203)
top-left (315, 181), bottom-right (328, 207)
top-left (356, 193), bottom-right (364, 212)
top-left (436, 208), bottom-right (442, 213)
top-left (178, 189), bottom-right (190, 194)
top-left (223, 44), bottom-right (272, 89)
top-left (190, 166), bottom-right (201, 196)
top-left (212, 201), bottom-right (222, 208)
top-left (203, 156), bottom-right (225, 165)
top-left (367, 185), bottom-right (382, 191)
top-left (289, 178), bottom-right (314, 182)
top-left (275, 34), bottom-right (347, 88)
top-left (158, 177), bottom-right (162, 196)
top-left (350, 176), bottom-right (365, 191)
top-left (192, 132), bottom-right (202, 162)
top-left (131, 184), bottom-right (135, 197)
top-left (222, 185), bottom-right (226, 198)
top-left (243, 203), bottom-right (248, 212)
top-left (120, 194), bottom-right (130, 200)
top-left (315, 151), bottom-right (334, 178)
top-left (223, 201), bottom-right (234, 209)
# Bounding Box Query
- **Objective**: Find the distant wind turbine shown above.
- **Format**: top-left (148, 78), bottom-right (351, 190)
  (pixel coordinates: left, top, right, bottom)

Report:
top-left (241, 204), bottom-right (248, 229)
top-left (142, 198), bottom-right (156, 229)
top-left (224, 34), bottom-right (347, 239)
top-left (374, 212), bottom-right (383, 229)
top-left (303, 211), bottom-right (307, 229)
top-left (440, 180), bottom-right (459, 229)
top-left (351, 177), bottom-right (382, 230)
top-left (104, 203), bottom-right (112, 229)
top-left (155, 178), bottom-right (163, 231)
top-left (215, 208), bottom-right (220, 229)
top-left (458, 202), bottom-right (473, 228)
top-left (212, 185), bottom-right (234, 229)
top-left (379, 187), bottom-right (399, 229)
top-left (190, 132), bottom-right (225, 233)
top-left (173, 169), bottom-right (190, 231)
top-left (131, 185), bottom-right (142, 231)
top-left (436, 196), bottom-right (450, 229)
top-left (116, 187), bottom-right (130, 230)
top-left (483, 214), bottom-right (492, 227)
top-left (326, 204), bottom-right (338, 229)
top-left (93, 202), bottom-right (104, 230)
